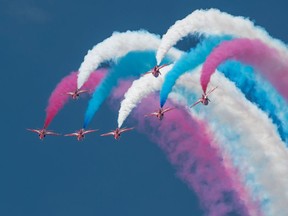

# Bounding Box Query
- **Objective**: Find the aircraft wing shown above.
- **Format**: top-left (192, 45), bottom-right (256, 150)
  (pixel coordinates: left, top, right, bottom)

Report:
top-left (100, 132), bottom-right (115, 136)
top-left (190, 100), bottom-right (202, 108)
top-left (78, 89), bottom-right (89, 94)
top-left (66, 92), bottom-right (74, 96)
top-left (64, 133), bottom-right (78, 137)
top-left (83, 129), bottom-right (98, 135)
top-left (158, 63), bottom-right (169, 70)
top-left (46, 131), bottom-right (61, 136)
top-left (119, 127), bottom-right (134, 133)
top-left (27, 128), bottom-right (40, 133)
top-left (206, 86), bottom-right (218, 96)
top-left (142, 71), bottom-right (153, 76)
top-left (144, 112), bottom-right (158, 117)
top-left (162, 107), bottom-right (174, 113)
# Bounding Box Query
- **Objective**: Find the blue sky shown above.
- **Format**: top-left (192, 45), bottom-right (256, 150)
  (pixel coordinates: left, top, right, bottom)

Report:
top-left (0, 0), bottom-right (287, 215)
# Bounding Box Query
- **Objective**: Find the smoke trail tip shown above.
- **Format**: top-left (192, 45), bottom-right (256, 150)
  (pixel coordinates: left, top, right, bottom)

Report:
top-left (83, 120), bottom-right (88, 129)
top-left (160, 96), bottom-right (166, 108)
top-left (43, 120), bottom-right (49, 129)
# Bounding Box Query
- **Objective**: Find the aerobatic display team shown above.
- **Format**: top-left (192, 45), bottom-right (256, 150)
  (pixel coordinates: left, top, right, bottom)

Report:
top-left (27, 9), bottom-right (288, 216)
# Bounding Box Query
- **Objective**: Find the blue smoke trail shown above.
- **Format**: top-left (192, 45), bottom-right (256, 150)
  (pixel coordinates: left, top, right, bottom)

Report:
top-left (219, 61), bottom-right (288, 143)
top-left (160, 35), bottom-right (232, 107)
top-left (160, 35), bottom-right (287, 143)
top-left (173, 84), bottom-right (271, 214)
top-left (83, 50), bottom-right (170, 128)
top-left (174, 62), bottom-right (288, 212)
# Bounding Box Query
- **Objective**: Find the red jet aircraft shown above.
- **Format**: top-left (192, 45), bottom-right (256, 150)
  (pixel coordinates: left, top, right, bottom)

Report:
top-left (145, 107), bottom-right (174, 120)
top-left (100, 127), bottom-right (134, 140)
top-left (27, 128), bottom-right (60, 140)
top-left (190, 86), bottom-right (218, 108)
top-left (64, 128), bottom-right (98, 141)
top-left (143, 64), bottom-right (169, 78)
top-left (66, 89), bottom-right (89, 100)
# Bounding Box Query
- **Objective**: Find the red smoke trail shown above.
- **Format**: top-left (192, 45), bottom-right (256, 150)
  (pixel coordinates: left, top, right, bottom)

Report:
top-left (43, 69), bottom-right (106, 128)
top-left (200, 38), bottom-right (288, 100)
top-left (111, 81), bottom-right (260, 216)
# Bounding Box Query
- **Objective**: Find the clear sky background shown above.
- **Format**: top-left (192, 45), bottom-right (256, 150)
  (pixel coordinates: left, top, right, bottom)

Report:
top-left (0, 0), bottom-right (287, 215)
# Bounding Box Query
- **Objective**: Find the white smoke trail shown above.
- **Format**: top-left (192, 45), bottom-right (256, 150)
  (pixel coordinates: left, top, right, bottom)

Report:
top-left (77, 30), bottom-right (183, 89)
top-left (156, 8), bottom-right (288, 65)
top-left (172, 68), bottom-right (288, 216)
top-left (118, 64), bottom-right (288, 215)
top-left (118, 67), bottom-right (261, 215)
top-left (254, 74), bottom-right (288, 143)
top-left (117, 64), bottom-right (173, 128)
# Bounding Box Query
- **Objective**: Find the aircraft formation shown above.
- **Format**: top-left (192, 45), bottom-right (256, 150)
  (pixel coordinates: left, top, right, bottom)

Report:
top-left (28, 62), bottom-right (217, 141)
top-left (26, 8), bottom-right (288, 216)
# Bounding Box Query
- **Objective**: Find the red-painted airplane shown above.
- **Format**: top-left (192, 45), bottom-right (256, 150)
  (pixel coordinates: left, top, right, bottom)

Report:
top-left (66, 89), bottom-right (89, 100)
top-left (100, 127), bottom-right (134, 140)
top-left (143, 64), bottom-right (169, 78)
top-left (27, 128), bottom-right (61, 140)
top-left (190, 86), bottom-right (218, 108)
top-left (64, 128), bottom-right (98, 141)
top-left (145, 107), bottom-right (174, 120)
